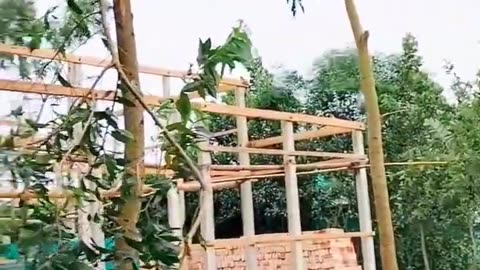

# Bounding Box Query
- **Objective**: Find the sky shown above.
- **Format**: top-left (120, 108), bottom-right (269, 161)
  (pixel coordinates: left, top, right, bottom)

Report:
top-left (31, 0), bottom-right (480, 97)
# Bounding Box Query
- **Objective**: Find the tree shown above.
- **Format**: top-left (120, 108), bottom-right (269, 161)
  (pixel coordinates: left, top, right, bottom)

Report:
top-left (107, 1), bottom-right (146, 268)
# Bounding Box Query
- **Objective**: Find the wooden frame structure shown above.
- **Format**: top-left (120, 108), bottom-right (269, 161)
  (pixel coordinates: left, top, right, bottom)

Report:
top-left (0, 44), bottom-right (376, 270)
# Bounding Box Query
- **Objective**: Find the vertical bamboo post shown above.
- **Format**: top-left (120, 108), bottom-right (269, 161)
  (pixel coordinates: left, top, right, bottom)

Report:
top-left (352, 130), bottom-right (376, 270)
top-left (65, 62), bottom-right (82, 235)
top-left (234, 87), bottom-right (257, 270)
top-left (163, 76), bottom-right (186, 226)
top-left (167, 185), bottom-right (181, 270)
top-left (167, 186), bottom-right (182, 236)
top-left (198, 141), bottom-right (216, 270)
top-left (281, 121), bottom-right (304, 270)
top-left (68, 63), bottom-right (105, 269)
top-left (90, 163), bottom-right (105, 270)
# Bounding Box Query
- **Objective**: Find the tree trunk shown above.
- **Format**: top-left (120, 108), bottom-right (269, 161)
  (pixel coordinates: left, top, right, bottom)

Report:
top-left (419, 224), bottom-right (431, 270)
top-left (112, 0), bottom-right (145, 269)
top-left (344, 1), bottom-right (399, 270)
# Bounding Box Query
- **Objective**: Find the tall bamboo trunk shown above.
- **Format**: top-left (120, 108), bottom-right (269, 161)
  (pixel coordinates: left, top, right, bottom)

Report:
top-left (344, 1), bottom-right (399, 269)
top-left (112, 0), bottom-right (145, 269)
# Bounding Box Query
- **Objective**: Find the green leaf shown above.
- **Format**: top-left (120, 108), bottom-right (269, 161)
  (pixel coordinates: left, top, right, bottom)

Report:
top-left (181, 80), bottom-right (204, 93)
top-left (166, 122), bottom-right (193, 135)
top-left (25, 118), bottom-right (46, 130)
top-left (67, 0), bottom-right (83, 15)
top-left (115, 96), bottom-right (136, 107)
top-left (71, 262), bottom-right (92, 270)
top-left (57, 73), bottom-right (72, 87)
top-left (10, 106), bottom-right (24, 117)
top-left (28, 35), bottom-right (42, 52)
top-left (175, 92), bottom-right (191, 123)
top-left (131, 261), bottom-right (140, 270)
top-left (111, 129), bottom-right (134, 143)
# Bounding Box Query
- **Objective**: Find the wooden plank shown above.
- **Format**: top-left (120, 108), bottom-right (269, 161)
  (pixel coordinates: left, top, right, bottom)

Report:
top-left (0, 43), bottom-right (247, 87)
top-left (282, 120), bottom-right (304, 270)
top-left (0, 80), bottom-right (365, 129)
top-left (201, 145), bottom-right (366, 159)
top-left (248, 126), bottom-right (352, 148)
top-left (196, 103), bottom-right (365, 130)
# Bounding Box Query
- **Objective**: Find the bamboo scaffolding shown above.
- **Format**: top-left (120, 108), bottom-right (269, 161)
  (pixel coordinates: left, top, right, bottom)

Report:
top-left (176, 160), bottom-right (448, 192)
top-left (209, 159), bottom-right (365, 179)
top-left (0, 43), bottom-right (246, 88)
top-left (202, 145), bottom-right (366, 159)
top-left (0, 161), bottom-right (445, 196)
top-left (248, 126), bottom-right (352, 148)
top-left (0, 79), bottom-right (364, 129)
top-left (210, 158), bottom-right (364, 171)
top-left (0, 42), bottom-right (451, 270)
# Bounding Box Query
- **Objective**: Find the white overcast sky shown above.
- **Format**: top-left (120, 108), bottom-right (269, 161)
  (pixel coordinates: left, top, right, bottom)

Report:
top-left (32, 0), bottom-right (480, 86)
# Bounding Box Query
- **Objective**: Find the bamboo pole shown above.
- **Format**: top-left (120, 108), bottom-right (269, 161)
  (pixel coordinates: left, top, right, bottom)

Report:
top-left (198, 141), bottom-right (216, 270)
top-left (0, 79), bottom-right (365, 129)
top-left (282, 121), bottom-right (304, 269)
top-left (352, 131), bottom-right (376, 270)
top-left (248, 126), bottom-right (352, 148)
top-left (345, 1), bottom-right (399, 269)
top-left (163, 75), bottom-right (185, 228)
top-left (210, 158), bottom-right (365, 172)
top-left (0, 43), bottom-right (247, 88)
top-left (235, 87), bottom-right (257, 270)
top-left (202, 145), bottom-right (366, 159)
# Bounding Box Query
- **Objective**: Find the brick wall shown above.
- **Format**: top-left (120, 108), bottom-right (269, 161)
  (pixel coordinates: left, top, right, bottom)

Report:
top-left (188, 229), bottom-right (361, 270)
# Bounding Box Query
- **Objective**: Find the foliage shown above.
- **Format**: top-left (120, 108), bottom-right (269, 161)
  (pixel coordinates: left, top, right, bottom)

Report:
top-left (0, 0), bottom-right (100, 80)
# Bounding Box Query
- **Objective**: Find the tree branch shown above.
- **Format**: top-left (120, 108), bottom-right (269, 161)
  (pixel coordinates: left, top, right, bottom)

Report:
top-left (98, 0), bottom-right (211, 265)
top-left (98, 0), bottom-right (207, 190)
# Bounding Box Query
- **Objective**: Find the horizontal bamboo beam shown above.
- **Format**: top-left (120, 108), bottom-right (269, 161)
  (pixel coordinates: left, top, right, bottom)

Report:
top-left (210, 158), bottom-right (364, 171)
top-left (0, 185), bottom-right (155, 200)
top-left (205, 231), bottom-right (374, 248)
top-left (0, 79), bottom-right (228, 102)
top-left (201, 145), bottom-right (366, 159)
top-left (0, 80), bottom-right (365, 129)
top-left (248, 126), bottom-right (352, 148)
top-left (0, 43), bottom-right (247, 87)
top-left (211, 169), bottom-right (284, 179)
top-left (195, 103), bottom-right (365, 130)
top-left (177, 166), bottom-right (353, 192)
